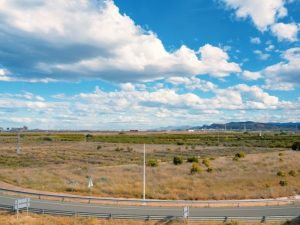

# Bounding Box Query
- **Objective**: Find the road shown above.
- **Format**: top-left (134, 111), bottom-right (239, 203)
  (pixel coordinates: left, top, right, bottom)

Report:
top-left (0, 195), bottom-right (299, 220)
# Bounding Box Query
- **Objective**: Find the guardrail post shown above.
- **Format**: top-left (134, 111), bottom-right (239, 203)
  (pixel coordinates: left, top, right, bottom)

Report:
top-left (38, 195), bottom-right (41, 200)
top-left (261, 216), bottom-right (266, 223)
top-left (223, 216), bottom-right (228, 223)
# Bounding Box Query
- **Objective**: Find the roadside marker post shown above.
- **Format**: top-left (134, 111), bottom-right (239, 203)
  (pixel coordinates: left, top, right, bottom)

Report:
top-left (14, 198), bottom-right (30, 218)
top-left (183, 206), bottom-right (189, 219)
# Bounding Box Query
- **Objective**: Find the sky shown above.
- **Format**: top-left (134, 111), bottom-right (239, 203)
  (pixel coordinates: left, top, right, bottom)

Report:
top-left (0, 0), bottom-right (300, 130)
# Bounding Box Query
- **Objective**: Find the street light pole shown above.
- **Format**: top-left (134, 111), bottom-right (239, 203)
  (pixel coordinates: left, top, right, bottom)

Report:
top-left (143, 144), bottom-right (146, 202)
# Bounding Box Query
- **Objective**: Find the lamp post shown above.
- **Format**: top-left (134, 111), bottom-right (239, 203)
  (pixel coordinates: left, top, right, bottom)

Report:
top-left (143, 144), bottom-right (146, 203)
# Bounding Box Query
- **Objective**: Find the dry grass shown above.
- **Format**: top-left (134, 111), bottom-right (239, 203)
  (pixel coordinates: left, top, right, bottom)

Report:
top-left (0, 140), bottom-right (299, 200)
top-left (0, 211), bottom-right (295, 225)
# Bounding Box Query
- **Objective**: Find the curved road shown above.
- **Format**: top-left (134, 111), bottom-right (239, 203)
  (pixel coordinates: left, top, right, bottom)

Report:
top-left (0, 195), bottom-right (299, 221)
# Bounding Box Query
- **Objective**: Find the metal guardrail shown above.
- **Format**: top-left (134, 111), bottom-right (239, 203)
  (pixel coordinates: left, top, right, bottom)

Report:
top-left (0, 187), bottom-right (299, 207)
top-left (0, 203), bottom-right (299, 222)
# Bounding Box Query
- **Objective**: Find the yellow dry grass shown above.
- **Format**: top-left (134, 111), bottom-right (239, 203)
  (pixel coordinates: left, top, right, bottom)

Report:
top-left (0, 141), bottom-right (299, 200)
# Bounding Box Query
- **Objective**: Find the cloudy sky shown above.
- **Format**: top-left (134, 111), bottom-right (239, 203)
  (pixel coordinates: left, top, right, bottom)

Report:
top-left (0, 0), bottom-right (300, 130)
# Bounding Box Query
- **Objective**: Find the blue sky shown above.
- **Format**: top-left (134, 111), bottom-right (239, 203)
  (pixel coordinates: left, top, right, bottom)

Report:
top-left (0, 0), bottom-right (299, 130)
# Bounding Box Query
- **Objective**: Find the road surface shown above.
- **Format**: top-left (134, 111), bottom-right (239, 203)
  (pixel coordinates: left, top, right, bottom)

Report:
top-left (0, 194), bottom-right (299, 220)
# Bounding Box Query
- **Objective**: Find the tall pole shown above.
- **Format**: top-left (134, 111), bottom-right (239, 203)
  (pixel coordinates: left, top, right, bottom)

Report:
top-left (143, 144), bottom-right (146, 202)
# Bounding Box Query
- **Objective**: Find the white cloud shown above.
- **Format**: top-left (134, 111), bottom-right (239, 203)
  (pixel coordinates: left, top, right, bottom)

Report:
top-left (222, 0), bottom-right (287, 31)
top-left (241, 70), bottom-right (261, 80)
top-left (0, 0), bottom-right (240, 82)
top-left (249, 47), bottom-right (300, 90)
top-left (166, 76), bottom-right (217, 92)
top-left (271, 22), bottom-right (299, 42)
top-left (253, 50), bottom-right (270, 60)
top-left (265, 44), bottom-right (275, 52)
top-left (250, 37), bottom-right (261, 44)
top-left (1, 83), bottom-right (297, 129)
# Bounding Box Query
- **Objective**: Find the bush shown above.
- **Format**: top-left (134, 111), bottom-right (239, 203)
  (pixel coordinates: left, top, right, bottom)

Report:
top-left (291, 142), bottom-right (300, 151)
top-left (277, 171), bottom-right (286, 177)
top-left (235, 152), bottom-right (246, 158)
top-left (206, 167), bottom-right (213, 173)
top-left (187, 156), bottom-right (198, 163)
top-left (147, 159), bottom-right (159, 167)
top-left (288, 170), bottom-right (297, 177)
top-left (173, 156), bottom-right (183, 165)
top-left (190, 163), bottom-right (201, 174)
top-left (42, 137), bottom-right (53, 141)
top-left (279, 180), bottom-right (288, 186)
top-left (202, 159), bottom-right (210, 167)
top-left (278, 152), bottom-right (284, 156)
top-left (97, 145), bottom-right (102, 150)
top-left (177, 141), bottom-right (184, 146)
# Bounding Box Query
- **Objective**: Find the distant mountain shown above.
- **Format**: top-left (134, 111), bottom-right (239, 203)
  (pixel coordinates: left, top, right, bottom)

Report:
top-left (190, 121), bottom-right (300, 131)
top-left (152, 121), bottom-right (300, 131)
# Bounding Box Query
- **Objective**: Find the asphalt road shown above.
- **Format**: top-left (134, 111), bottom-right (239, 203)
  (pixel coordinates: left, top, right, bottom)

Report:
top-left (0, 195), bottom-right (299, 219)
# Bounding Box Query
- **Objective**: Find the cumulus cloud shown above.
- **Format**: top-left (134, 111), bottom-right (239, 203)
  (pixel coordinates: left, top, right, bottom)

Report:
top-left (0, 83), bottom-right (295, 129)
top-left (166, 76), bottom-right (217, 92)
top-left (250, 37), bottom-right (261, 44)
top-left (222, 0), bottom-right (287, 31)
top-left (253, 50), bottom-right (270, 60)
top-left (0, 0), bottom-right (240, 83)
top-left (262, 47), bottom-right (300, 90)
top-left (271, 22), bottom-right (299, 42)
top-left (241, 70), bottom-right (261, 80)
top-left (221, 0), bottom-right (298, 41)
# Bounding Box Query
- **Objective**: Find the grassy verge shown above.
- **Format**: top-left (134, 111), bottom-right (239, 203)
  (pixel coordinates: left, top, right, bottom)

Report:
top-left (0, 212), bottom-right (298, 225)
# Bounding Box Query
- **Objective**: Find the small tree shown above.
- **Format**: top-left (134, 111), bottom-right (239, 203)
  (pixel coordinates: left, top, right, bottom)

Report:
top-left (291, 141), bottom-right (300, 151)
top-left (187, 156), bottom-right (198, 163)
top-left (288, 170), bottom-right (297, 177)
top-left (190, 163), bottom-right (201, 174)
top-left (277, 171), bottom-right (286, 177)
top-left (173, 156), bottom-right (183, 165)
top-left (279, 180), bottom-right (288, 186)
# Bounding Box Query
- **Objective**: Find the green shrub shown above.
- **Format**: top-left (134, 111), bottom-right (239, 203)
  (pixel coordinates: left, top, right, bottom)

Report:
top-left (279, 180), bottom-right (288, 186)
top-left (147, 159), bottom-right (159, 167)
top-left (202, 159), bottom-right (210, 167)
top-left (190, 163), bottom-right (201, 174)
top-left (187, 156), bottom-right (198, 163)
top-left (206, 167), bottom-right (213, 173)
top-left (233, 156), bottom-right (239, 161)
top-left (42, 137), bottom-right (53, 141)
top-left (173, 156), bottom-right (183, 165)
top-left (292, 141), bottom-right (300, 151)
top-left (97, 145), bottom-right (102, 150)
top-left (235, 152), bottom-right (246, 158)
top-left (277, 171), bottom-right (286, 177)
top-left (177, 141), bottom-right (184, 145)
top-left (288, 170), bottom-right (297, 177)
top-left (278, 152), bottom-right (284, 156)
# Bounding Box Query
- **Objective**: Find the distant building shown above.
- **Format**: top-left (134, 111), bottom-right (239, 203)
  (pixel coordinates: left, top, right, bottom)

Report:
top-left (187, 129), bottom-right (195, 132)
top-left (129, 130), bottom-right (139, 132)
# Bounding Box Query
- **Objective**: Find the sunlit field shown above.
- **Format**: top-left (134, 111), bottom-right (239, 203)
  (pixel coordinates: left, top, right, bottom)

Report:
top-left (0, 132), bottom-right (299, 200)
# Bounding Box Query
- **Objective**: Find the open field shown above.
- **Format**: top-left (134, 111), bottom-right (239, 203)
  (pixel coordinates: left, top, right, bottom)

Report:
top-left (0, 132), bottom-right (299, 200)
top-left (0, 212), bottom-right (299, 225)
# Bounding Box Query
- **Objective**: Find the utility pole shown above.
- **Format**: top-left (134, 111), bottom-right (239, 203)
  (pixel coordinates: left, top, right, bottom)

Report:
top-left (143, 144), bottom-right (146, 203)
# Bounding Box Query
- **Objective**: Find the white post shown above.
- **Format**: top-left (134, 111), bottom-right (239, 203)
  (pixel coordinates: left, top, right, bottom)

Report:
top-left (143, 144), bottom-right (146, 202)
